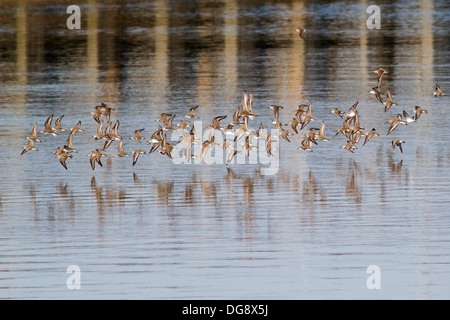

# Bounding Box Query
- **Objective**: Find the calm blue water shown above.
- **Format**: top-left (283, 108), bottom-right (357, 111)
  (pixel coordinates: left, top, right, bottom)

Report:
top-left (0, 0), bottom-right (449, 299)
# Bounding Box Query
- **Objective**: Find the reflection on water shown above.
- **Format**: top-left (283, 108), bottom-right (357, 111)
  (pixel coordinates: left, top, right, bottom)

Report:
top-left (1, 0), bottom-right (450, 299)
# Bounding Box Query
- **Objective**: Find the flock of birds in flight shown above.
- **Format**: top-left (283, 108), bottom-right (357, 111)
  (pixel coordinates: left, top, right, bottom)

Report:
top-left (20, 28), bottom-right (447, 171)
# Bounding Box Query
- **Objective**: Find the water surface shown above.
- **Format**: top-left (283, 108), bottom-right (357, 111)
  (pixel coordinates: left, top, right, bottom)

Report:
top-left (0, 0), bottom-right (449, 299)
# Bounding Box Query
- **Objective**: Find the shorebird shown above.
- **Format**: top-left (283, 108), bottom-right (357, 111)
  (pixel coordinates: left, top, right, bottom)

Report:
top-left (226, 149), bottom-right (239, 165)
top-left (229, 106), bottom-right (242, 127)
top-left (21, 139), bottom-right (38, 155)
top-left (176, 120), bottom-right (190, 131)
top-left (387, 114), bottom-right (407, 135)
top-left (300, 101), bottom-right (315, 129)
top-left (93, 120), bottom-right (105, 140)
top-left (27, 122), bottom-right (41, 142)
top-left (433, 84), bottom-right (447, 97)
top-left (156, 113), bottom-right (173, 126)
top-left (40, 114), bottom-right (59, 136)
top-left (56, 151), bottom-right (72, 170)
top-left (335, 117), bottom-right (352, 137)
top-left (91, 104), bottom-right (103, 123)
top-left (53, 146), bottom-right (67, 156)
top-left (52, 115), bottom-right (66, 132)
top-left (200, 135), bottom-right (216, 163)
top-left (88, 149), bottom-right (105, 170)
top-left (130, 128), bottom-right (145, 142)
top-left (131, 149), bottom-right (146, 166)
top-left (65, 130), bottom-right (78, 153)
top-left (69, 121), bottom-right (84, 135)
top-left (103, 120), bottom-right (121, 149)
top-left (148, 126), bottom-right (163, 153)
top-left (341, 140), bottom-right (356, 153)
top-left (412, 106), bottom-right (427, 120)
top-left (315, 121), bottom-right (330, 142)
top-left (255, 122), bottom-right (266, 139)
top-left (373, 67), bottom-right (388, 86)
top-left (369, 86), bottom-right (383, 104)
top-left (288, 117), bottom-right (301, 134)
top-left (331, 108), bottom-right (345, 119)
top-left (115, 138), bottom-right (130, 157)
top-left (402, 110), bottom-right (416, 123)
top-left (158, 134), bottom-right (174, 159)
top-left (298, 137), bottom-right (314, 152)
top-left (351, 110), bottom-right (365, 132)
top-left (184, 105), bottom-right (199, 119)
top-left (294, 104), bottom-right (308, 119)
top-left (362, 128), bottom-right (380, 146)
top-left (265, 133), bottom-right (275, 156)
top-left (392, 139), bottom-right (405, 153)
top-left (296, 27), bottom-right (306, 40)
top-left (98, 103), bottom-right (114, 122)
top-left (384, 89), bottom-right (398, 112)
top-left (239, 91), bottom-right (258, 119)
top-left (162, 114), bottom-right (176, 131)
top-left (234, 116), bottom-right (251, 141)
top-left (344, 101), bottom-right (359, 119)
top-left (209, 115), bottom-right (227, 131)
top-left (179, 130), bottom-right (194, 159)
top-left (269, 105), bottom-right (284, 125)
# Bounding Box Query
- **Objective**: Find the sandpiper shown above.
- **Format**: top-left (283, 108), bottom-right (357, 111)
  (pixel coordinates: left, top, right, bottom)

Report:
top-left (265, 133), bottom-right (275, 156)
top-left (65, 130), bottom-right (78, 153)
top-left (93, 120), bottom-right (105, 140)
top-left (331, 108), bottom-right (345, 119)
top-left (21, 139), bottom-right (38, 155)
top-left (234, 116), bottom-right (251, 141)
top-left (433, 84), bottom-right (447, 97)
top-left (384, 89), bottom-right (398, 112)
top-left (176, 120), bottom-right (190, 131)
top-left (362, 128), bottom-right (379, 146)
top-left (226, 149), bottom-right (239, 164)
top-left (402, 110), bottom-right (415, 123)
top-left (99, 103), bottom-right (114, 122)
top-left (387, 114), bottom-right (407, 135)
top-left (229, 107), bottom-right (242, 127)
top-left (315, 121), bottom-right (330, 141)
top-left (131, 128), bottom-right (146, 142)
top-left (296, 27), bottom-right (306, 40)
top-left (69, 121), bottom-right (84, 134)
top-left (300, 101), bottom-right (315, 129)
top-left (185, 105), bottom-right (199, 119)
top-left (57, 151), bottom-right (72, 170)
top-left (412, 106), bottom-right (427, 120)
top-left (91, 104), bottom-right (103, 123)
top-left (88, 149), bottom-right (105, 170)
top-left (179, 130), bottom-right (194, 160)
top-left (53, 115), bottom-right (66, 132)
top-left (269, 105), bottom-right (284, 125)
top-left (131, 149), bottom-right (146, 166)
top-left (200, 135), bottom-right (216, 163)
top-left (341, 140), bottom-right (356, 153)
top-left (278, 125), bottom-right (294, 142)
top-left (298, 137), bottom-right (314, 152)
top-left (27, 122), bottom-right (41, 142)
top-left (115, 138), bottom-right (130, 157)
top-left (159, 134), bottom-right (174, 159)
top-left (344, 101), bottom-right (359, 119)
top-left (40, 114), bottom-right (59, 136)
top-left (162, 114), bottom-right (176, 131)
top-left (369, 86), bottom-right (383, 104)
top-left (156, 113), bottom-right (173, 125)
top-left (373, 67), bottom-right (388, 86)
top-left (239, 91), bottom-right (258, 119)
top-left (288, 117), bottom-right (301, 134)
top-left (392, 140), bottom-right (405, 153)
